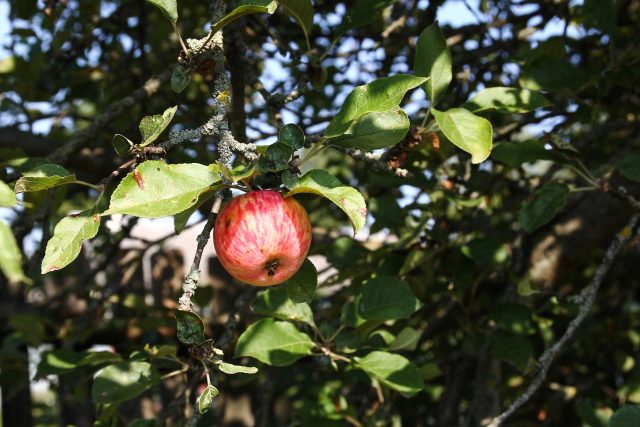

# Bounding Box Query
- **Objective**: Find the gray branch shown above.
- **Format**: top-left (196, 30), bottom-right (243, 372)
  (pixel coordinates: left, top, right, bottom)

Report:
top-left (50, 69), bottom-right (171, 164)
top-left (177, 1), bottom-right (256, 312)
top-left (486, 211), bottom-right (640, 427)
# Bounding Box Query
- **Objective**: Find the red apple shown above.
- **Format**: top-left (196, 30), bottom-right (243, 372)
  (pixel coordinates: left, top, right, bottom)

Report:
top-left (213, 190), bottom-right (312, 286)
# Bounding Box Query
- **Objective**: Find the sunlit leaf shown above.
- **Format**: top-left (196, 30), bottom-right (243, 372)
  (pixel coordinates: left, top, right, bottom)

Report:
top-left (41, 210), bottom-right (101, 274)
top-left (464, 87), bottom-right (550, 113)
top-left (92, 361), bottom-right (161, 404)
top-left (414, 22), bottom-right (452, 104)
top-left (286, 170), bottom-right (367, 234)
top-left (139, 105), bottom-right (178, 147)
top-left (354, 351), bottom-right (423, 395)
top-left (234, 318), bottom-right (314, 366)
top-left (0, 220), bottom-right (27, 283)
top-left (103, 161), bottom-right (220, 218)
top-left (14, 164), bottom-right (75, 193)
top-left (432, 108), bottom-right (493, 164)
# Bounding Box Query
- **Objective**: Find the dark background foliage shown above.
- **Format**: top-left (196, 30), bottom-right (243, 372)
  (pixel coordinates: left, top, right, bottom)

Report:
top-left (1, 0), bottom-right (640, 426)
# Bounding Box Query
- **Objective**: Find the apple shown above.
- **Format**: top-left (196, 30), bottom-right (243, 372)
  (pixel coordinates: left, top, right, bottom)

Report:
top-left (213, 190), bottom-right (312, 286)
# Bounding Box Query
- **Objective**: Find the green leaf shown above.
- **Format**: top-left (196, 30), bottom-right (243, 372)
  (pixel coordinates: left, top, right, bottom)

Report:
top-left (327, 108), bottom-right (410, 150)
top-left (10, 314), bottom-right (45, 346)
top-left (277, 0), bottom-right (314, 49)
top-left (491, 303), bottom-right (534, 335)
top-left (234, 318), bottom-right (314, 366)
top-left (171, 66), bottom-right (191, 93)
top-left (286, 258), bottom-right (317, 303)
top-left (286, 169), bottom-right (367, 235)
top-left (210, 1), bottom-right (278, 36)
top-left (0, 181), bottom-right (17, 207)
top-left (609, 406), bottom-right (640, 427)
top-left (414, 22), bottom-right (452, 104)
top-left (281, 170), bottom-right (299, 189)
top-left (146, 0), bottom-right (178, 23)
top-left (92, 361), bottom-right (161, 404)
top-left (325, 74), bottom-right (426, 137)
top-left (461, 237), bottom-right (509, 266)
top-left (279, 123), bottom-right (305, 150)
top-left (519, 183), bottom-right (570, 233)
top-left (389, 327), bottom-right (420, 351)
top-left (258, 142), bottom-right (293, 172)
top-left (520, 55), bottom-right (589, 91)
top-left (14, 164), bottom-right (76, 193)
top-left (0, 220), bottom-right (27, 283)
top-left (216, 361), bottom-right (259, 375)
top-left (492, 140), bottom-right (567, 167)
top-left (432, 108), bottom-right (493, 164)
top-left (103, 161), bottom-right (220, 218)
top-left (174, 187), bottom-right (217, 234)
top-left (619, 155), bottom-right (640, 183)
top-left (112, 134), bottom-right (133, 157)
top-left (358, 276), bottom-right (422, 320)
top-left (37, 350), bottom-right (84, 377)
top-left (175, 310), bottom-right (205, 345)
top-left (41, 210), bottom-right (100, 274)
top-left (197, 384), bottom-right (219, 414)
top-left (490, 334), bottom-right (533, 371)
top-left (354, 351), bottom-right (423, 395)
top-left (139, 105), bottom-right (177, 147)
top-left (251, 287), bottom-right (315, 326)
top-left (335, 0), bottom-right (397, 37)
top-left (463, 87), bottom-right (550, 113)
top-left (583, 0), bottom-right (617, 36)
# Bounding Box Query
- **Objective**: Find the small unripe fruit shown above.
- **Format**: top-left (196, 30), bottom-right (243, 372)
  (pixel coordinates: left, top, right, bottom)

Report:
top-left (213, 190), bottom-right (312, 286)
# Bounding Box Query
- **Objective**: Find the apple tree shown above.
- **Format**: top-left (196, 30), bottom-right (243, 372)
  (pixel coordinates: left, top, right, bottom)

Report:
top-left (1, 0), bottom-right (640, 426)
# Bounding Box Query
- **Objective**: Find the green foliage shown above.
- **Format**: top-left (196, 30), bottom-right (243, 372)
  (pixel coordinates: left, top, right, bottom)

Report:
top-left (14, 164), bottom-right (75, 193)
top-left (197, 384), bottom-right (219, 414)
top-left (353, 351), bottom-right (423, 395)
top-left (325, 74), bottom-right (426, 139)
top-left (286, 258), bottom-right (317, 303)
top-left (216, 361), bottom-right (259, 375)
top-left (251, 287), bottom-right (316, 326)
top-left (138, 105), bottom-right (177, 147)
top-left (210, 1), bottom-right (278, 36)
top-left (41, 210), bottom-right (101, 273)
top-left (175, 310), bottom-right (205, 345)
top-left (234, 318), bottom-right (314, 366)
top-left (414, 22), bottom-right (452, 104)
top-left (609, 406), bottom-right (640, 427)
top-left (0, 181), bottom-right (17, 207)
top-left (358, 276), bottom-right (422, 320)
top-left (432, 107), bottom-right (493, 164)
top-left (279, 123), bottom-right (305, 150)
top-left (103, 161), bottom-right (221, 218)
top-left (112, 134), bottom-right (133, 156)
top-left (286, 169), bottom-right (367, 234)
top-left (146, 0), bottom-right (178, 23)
top-left (171, 66), bottom-right (191, 93)
top-left (463, 87), bottom-right (550, 113)
top-left (0, 220), bottom-right (27, 283)
top-left (3, 0), bottom-right (639, 425)
top-left (618, 155), bottom-right (640, 182)
top-left (519, 182), bottom-right (570, 232)
top-left (277, 0), bottom-right (314, 49)
top-left (92, 361), bottom-right (161, 404)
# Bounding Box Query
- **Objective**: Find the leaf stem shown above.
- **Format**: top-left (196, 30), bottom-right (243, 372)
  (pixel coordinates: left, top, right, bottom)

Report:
top-left (73, 180), bottom-right (101, 190)
top-left (172, 21), bottom-right (191, 58)
top-left (297, 141), bottom-right (328, 168)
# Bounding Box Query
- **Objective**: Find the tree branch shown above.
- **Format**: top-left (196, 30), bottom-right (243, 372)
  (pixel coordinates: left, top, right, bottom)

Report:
top-left (486, 211), bottom-right (640, 427)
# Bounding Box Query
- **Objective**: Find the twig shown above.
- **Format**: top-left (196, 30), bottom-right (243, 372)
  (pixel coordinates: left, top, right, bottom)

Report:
top-left (178, 198), bottom-right (221, 311)
top-left (486, 212), bottom-right (640, 427)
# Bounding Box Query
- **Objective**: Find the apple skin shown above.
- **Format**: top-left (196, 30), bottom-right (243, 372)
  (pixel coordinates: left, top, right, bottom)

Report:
top-left (213, 190), bottom-right (312, 286)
